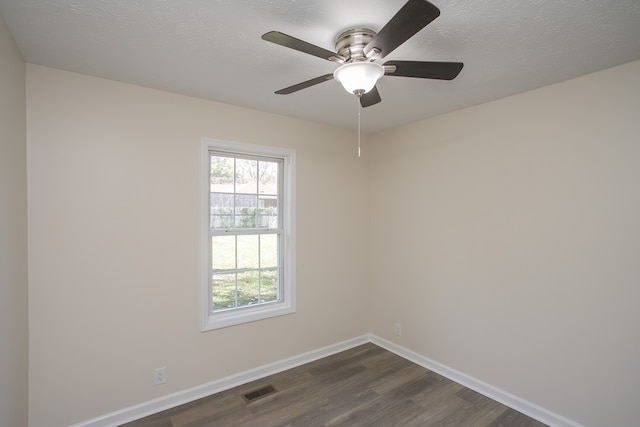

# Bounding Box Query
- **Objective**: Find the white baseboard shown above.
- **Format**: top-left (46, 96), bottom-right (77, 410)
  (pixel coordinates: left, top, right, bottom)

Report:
top-left (369, 335), bottom-right (583, 427)
top-left (70, 335), bottom-right (369, 427)
top-left (73, 334), bottom-right (582, 427)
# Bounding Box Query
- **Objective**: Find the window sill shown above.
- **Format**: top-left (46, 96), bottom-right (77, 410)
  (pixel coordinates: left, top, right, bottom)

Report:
top-left (201, 301), bottom-right (296, 331)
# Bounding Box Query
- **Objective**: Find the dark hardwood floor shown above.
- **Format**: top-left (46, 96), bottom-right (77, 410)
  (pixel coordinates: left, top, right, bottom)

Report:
top-left (121, 343), bottom-right (547, 427)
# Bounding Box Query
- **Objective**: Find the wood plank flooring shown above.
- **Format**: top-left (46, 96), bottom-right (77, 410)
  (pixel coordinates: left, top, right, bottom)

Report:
top-left (121, 343), bottom-right (547, 427)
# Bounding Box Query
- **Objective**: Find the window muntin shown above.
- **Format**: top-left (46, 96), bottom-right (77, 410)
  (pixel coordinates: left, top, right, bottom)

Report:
top-left (202, 139), bottom-right (295, 331)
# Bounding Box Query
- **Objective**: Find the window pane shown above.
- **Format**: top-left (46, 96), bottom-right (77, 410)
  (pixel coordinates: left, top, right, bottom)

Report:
top-left (211, 272), bottom-right (236, 312)
top-left (257, 202), bottom-right (277, 228)
top-left (210, 155), bottom-right (234, 187)
top-left (212, 235), bottom-right (235, 271)
top-left (237, 270), bottom-right (259, 308)
top-left (210, 193), bottom-right (233, 229)
top-left (237, 235), bottom-right (259, 270)
top-left (259, 161), bottom-right (278, 196)
top-left (236, 158), bottom-right (257, 194)
top-left (260, 234), bottom-right (278, 268)
top-left (258, 161), bottom-right (278, 228)
top-left (260, 269), bottom-right (279, 303)
top-left (235, 195), bottom-right (257, 228)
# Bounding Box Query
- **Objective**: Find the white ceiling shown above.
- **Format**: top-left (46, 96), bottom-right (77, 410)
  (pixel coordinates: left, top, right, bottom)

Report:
top-left (1, 0), bottom-right (639, 132)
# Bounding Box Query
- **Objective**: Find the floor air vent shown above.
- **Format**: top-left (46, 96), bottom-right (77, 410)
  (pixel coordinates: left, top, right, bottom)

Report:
top-left (242, 385), bottom-right (277, 403)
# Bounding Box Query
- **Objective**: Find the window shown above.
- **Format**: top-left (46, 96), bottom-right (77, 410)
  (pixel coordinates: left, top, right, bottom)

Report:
top-left (201, 139), bottom-right (295, 330)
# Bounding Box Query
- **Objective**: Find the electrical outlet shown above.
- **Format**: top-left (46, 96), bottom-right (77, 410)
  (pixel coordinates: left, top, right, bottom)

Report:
top-left (394, 323), bottom-right (402, 336)
top-left (154, 367), bottom-right (167, 385)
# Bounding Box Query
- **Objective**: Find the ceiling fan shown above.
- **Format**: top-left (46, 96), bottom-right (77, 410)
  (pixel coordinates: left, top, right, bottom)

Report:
top-left (262, 0), bottom-right (463, 108)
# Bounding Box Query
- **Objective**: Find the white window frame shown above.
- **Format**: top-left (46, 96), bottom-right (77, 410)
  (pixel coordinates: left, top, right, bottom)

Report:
top-left (201, 138), bottom-right (296, 331)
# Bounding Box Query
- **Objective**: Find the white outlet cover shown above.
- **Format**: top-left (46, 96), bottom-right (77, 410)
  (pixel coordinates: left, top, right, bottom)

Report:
top-left (154, 367), bottom-right (167, 385)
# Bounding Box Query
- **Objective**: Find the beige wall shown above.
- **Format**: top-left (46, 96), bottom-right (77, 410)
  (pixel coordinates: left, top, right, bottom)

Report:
top-left (369, 59), bottom-right (640, 426)
top-left (26, 65), bottom-right (370, 427)
top-left (0, 14), bottom-right (29, 427)
top-left (23, 54), bottom-right (640, 426)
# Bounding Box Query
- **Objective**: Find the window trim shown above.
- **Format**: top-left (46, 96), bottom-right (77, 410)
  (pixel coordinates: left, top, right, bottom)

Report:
top-left (200, 138), bottom-right (296, 331)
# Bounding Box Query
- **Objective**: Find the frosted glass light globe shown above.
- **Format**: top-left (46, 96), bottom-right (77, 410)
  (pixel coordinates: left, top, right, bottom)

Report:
top-left (333, 62), bottom-right (384, 94)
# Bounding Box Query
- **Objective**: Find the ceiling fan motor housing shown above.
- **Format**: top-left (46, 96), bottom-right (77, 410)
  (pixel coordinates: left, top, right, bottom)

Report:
top-left (335, 28), bottom-right (377, 62)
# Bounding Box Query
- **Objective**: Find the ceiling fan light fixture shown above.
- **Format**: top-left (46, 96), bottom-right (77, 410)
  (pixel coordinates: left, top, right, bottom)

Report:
top-left (333, 62), bottom-right (384, 95)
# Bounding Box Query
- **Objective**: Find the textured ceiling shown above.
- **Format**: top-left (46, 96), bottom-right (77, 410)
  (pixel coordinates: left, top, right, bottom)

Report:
top-left (1, 0), bottom-right (639, 132)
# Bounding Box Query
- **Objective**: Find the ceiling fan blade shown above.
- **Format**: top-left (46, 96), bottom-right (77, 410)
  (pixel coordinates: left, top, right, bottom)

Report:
top-left (262, 31), bottom-right (338, 62)
top-left (275, 74), bottom-right (334, 95)
top-left (385, 60), bottom-right (463, 80)
top-left (364, 0), bottom-right (440, 59)
top-left (360, 86), bottom-right (382, 108)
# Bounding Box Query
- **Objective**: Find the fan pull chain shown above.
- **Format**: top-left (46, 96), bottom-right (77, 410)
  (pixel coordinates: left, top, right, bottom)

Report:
top-left (357, 96), bottom-right (362, 157)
